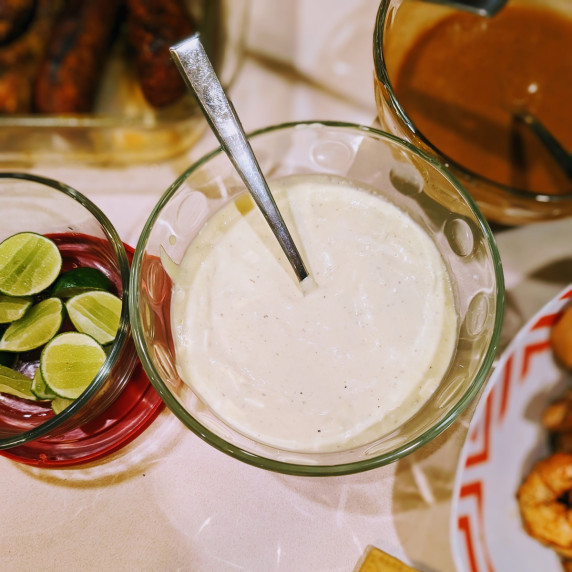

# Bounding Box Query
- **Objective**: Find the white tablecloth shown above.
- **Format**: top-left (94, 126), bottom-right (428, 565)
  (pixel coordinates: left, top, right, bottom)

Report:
top-left (2, 4), bottom-right (572, 570)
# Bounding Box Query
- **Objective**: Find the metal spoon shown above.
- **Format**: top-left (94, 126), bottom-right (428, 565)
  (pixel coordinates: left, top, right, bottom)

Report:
top-left (424, 0), bottom-right (507, 17)
top-left (514, 111), bottom-right (572, 180)
top-left (169, 35), bottom-right (309, 283)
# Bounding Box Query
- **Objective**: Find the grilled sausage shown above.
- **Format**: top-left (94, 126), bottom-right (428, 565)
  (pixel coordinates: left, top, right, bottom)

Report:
top-left (33, 0), bottom-right (123, 113)
top-left (0, 0), bottom-right (61, 113)
top-left (127, 0), bottom-right (197, 108)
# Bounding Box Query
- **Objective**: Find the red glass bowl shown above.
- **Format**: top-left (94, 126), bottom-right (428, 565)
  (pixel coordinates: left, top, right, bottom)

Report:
top-left (0, 173), bottom-right (163, 467)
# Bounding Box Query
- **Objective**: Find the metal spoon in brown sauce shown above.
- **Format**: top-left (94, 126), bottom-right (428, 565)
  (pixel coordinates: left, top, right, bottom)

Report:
top-left (424, 0), bottom-right (507, 17)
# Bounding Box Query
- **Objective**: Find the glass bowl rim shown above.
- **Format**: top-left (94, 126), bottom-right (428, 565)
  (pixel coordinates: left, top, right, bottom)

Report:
top-left (129, 119), bottom-right (505, 476)
top-left (372, 0), bottom-right (572, 204)
top-left (0, 172), bottom-right (132, 449)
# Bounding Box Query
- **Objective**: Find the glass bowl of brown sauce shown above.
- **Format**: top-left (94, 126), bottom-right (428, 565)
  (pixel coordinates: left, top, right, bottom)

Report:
top-left (374, 0), bottom-right (572, 225)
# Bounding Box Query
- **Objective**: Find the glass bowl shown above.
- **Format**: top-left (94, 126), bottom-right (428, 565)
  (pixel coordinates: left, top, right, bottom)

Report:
top-left (373, 0), bottom-right (572, 225)
top-left (0, 172), bottom-right (162, 467)
top-left (130, 121), bottom-right (504, 476)
top-left (0, 0), bottom-right (248, 165)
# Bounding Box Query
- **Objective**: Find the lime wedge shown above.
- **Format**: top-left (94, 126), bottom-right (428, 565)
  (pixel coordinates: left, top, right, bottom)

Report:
top-left (51, 397), bottom-right (75, 415)
top-left (0, 294), bottom-right (33, 323)
top-left (0, 297), bottom-right (63, 352)
top-left (31, 367), bottom-right (57, 400)
top-left (52, 267), bottom-right (113, 298)
top-left (0, 232), bottom-right (62, 296)
top-left (65, 291), bottom-right (122, 345)
top-left (0, 364), bottom-right (36, 400)
top-left (41, 332), bottom-right (106, 399)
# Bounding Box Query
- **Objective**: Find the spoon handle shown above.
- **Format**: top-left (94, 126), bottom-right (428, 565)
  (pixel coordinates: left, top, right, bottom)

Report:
top-left (514, 111), bottom-right (572, 180)
top-left (170, 35), bottom-right (309, 282)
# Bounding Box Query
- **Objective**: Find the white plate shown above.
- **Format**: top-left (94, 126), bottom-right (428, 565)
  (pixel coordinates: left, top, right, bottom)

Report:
top-left (451, 285), bottom-right (572, 572)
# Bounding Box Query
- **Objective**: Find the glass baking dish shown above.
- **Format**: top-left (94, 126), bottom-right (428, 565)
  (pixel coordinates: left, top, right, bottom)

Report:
top-left (0, 0), bottom-right (248, 165)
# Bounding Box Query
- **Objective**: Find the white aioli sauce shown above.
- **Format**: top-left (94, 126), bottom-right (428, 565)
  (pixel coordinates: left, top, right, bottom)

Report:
top-left (171, 176), bottom-right (457, 453)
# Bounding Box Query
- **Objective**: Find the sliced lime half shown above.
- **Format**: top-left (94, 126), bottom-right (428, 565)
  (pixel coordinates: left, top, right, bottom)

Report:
top-left (31, 367), bottom-right (57, 400)
top-left (0, 294), bottom-right (33, 323)
top-left (66, 291), bottom-right (122, 345)
top-left (51, 397), bottom-right (75, 415)
top-left (0, 297), bottom-right (63, 352)
top-left (0, 232), bottom-right (62, 296)
top-left (41, 332), bottom-right (106, 399)
top-left (0, 364), bottom-right (36, 400)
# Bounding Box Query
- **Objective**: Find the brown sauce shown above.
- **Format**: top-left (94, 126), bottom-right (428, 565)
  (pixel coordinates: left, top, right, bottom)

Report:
top-left (393, 5), bottom-right (572, 195)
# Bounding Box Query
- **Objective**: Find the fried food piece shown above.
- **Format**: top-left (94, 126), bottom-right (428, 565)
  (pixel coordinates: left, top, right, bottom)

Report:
top-left (542, 390), bottom-right (572, 456)
top-left (544, 391), bottom-right (572, 433)
top-left (0, 0), bottom-right (36, 45)
top-left (552, 307), bottom-right (572, 371)
top-left (519, 308), bottom-right (572, 566)
top-left (127, 0), bottom-right (197, 108)
top-left (517, 453), bottom-right (572, 558)
top-left (33, 0), bottom-right (123, 114)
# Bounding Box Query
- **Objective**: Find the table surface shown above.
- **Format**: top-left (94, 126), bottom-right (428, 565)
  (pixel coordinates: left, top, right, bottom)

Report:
top-left (2, 4), bottom-right (572, 570)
